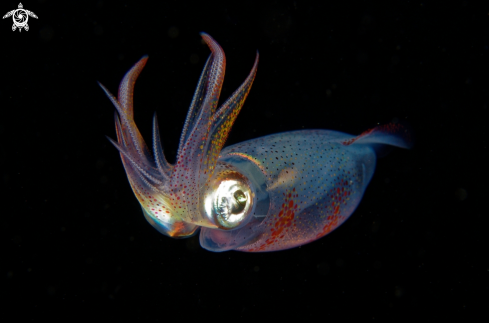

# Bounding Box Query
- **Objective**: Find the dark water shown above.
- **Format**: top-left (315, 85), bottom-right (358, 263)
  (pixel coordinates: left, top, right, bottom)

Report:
top-left (2, 0), bottom-right (486, 319)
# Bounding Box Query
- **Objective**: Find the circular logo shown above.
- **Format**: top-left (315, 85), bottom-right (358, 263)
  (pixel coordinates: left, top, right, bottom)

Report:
top-left (13, 10), bottom-right (28, 27)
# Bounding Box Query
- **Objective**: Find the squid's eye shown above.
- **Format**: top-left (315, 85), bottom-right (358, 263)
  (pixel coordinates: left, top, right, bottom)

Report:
top-left (203, 173), bottom-right (254, 230)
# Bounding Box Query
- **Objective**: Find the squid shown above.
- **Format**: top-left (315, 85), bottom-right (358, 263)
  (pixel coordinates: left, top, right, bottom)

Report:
top-left (99, 33), bottom-right (411, 252)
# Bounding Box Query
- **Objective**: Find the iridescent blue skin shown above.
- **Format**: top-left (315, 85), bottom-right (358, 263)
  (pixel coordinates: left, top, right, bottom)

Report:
top-left (100, 33), bottom-right (411, 252)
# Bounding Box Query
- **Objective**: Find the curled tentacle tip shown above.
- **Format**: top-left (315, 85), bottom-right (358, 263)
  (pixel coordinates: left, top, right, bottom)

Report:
top-left (138, 55), bottom-right (149, 63)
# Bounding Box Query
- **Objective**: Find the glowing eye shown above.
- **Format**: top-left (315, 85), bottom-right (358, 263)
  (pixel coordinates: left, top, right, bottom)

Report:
top-left (203, 174), bottom-right (254, 230)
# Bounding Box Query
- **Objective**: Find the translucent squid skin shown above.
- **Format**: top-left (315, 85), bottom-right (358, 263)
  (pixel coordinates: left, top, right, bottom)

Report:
top-left (100, 33), bottom-right (411, 252)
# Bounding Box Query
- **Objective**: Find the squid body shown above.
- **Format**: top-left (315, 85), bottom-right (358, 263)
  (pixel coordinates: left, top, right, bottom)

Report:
top-left (99, 33), bottom-right (411, 252)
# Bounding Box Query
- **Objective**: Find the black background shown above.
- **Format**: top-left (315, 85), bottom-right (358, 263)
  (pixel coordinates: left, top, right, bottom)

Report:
top-left (2, 0), bottom-right (487, 319)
